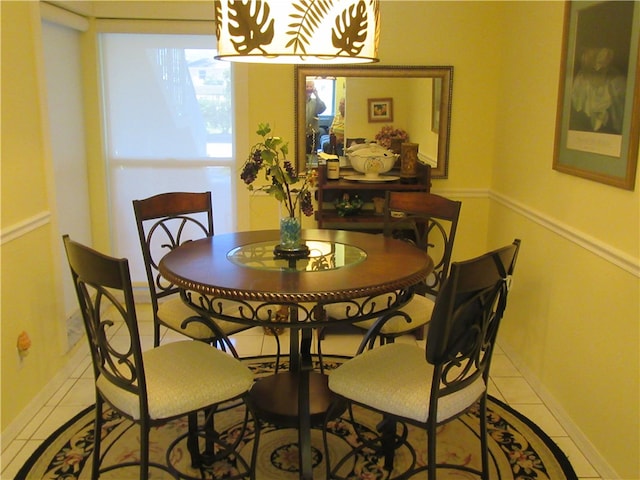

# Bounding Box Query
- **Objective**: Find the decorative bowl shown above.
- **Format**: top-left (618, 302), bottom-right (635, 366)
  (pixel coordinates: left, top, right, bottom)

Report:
top-left (348, 144), bottom-right (398, 179)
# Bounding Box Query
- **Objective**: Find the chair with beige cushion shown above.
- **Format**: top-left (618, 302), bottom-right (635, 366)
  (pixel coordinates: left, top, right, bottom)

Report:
top-left (323, 239), bottom-right (521, 479)
top-left (63, 235), bottom-right (259, 480)
top-left (323, 191), bottom-right (461, 346)
top-left (134, 191), bottom-right (279, 357)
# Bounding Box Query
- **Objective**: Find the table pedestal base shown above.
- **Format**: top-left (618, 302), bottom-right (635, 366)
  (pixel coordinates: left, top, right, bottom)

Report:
top-left (249, 371), bottom-right (334, 426)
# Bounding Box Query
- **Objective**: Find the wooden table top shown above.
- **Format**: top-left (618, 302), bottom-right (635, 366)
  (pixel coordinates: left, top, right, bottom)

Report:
top-left (159, 229), bottom-right (433, 304)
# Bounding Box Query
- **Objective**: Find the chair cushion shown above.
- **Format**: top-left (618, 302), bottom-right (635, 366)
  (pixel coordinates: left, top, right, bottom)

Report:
top-left (353, 295), bottom-right (435, 335)
top-left (97, 340), bottom-right (254, 420)
top-left (328, 343), bottom-right (485, 424)
top-left (158, 296), bottom-right (248, 340)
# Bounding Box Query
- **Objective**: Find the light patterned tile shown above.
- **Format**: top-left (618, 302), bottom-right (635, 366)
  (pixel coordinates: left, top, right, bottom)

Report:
top-left (31, 406), bottom-right (86, 440)
top-left (510, 404), bottom-right (567, 437)
top-left (487, 379), bottom-right (506, 403)
top-left (318, 334), bottom-right (364, 357)
top-left (1, 439), bottom-right (26, 471)
top-left (16, 406), bottom-right (54, 439)
top-left (1, 439), bottom-right (42, 479)
top-left (552, 437), bottom-right (599, 478)
top-left (233, 332), bottom-right (267, 357)
top-left (490, 353), bottom-right (521, 377)
top-left (58, 378), bottom-right (95, 408)
top-left (45, 378), bottom-right (76, 407)
top-left (491, 377), bottom-right (542, 404)
top-left (260, 332), bottom-right (289, 357)
top-left (69, 354), bottom-right (92, 379)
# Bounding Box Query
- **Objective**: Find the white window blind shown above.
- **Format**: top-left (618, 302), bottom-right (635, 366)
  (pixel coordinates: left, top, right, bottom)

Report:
top-left (100, 33), bottom-right (235, 285)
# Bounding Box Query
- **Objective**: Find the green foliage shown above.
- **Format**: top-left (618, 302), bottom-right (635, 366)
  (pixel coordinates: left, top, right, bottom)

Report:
top-left (240, 123), bottom-right (316, 218)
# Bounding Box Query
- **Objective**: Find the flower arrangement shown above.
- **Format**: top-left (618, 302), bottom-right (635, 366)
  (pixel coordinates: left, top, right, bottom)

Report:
top-left (240, 123), bottom-right (315, 218)
top-left (374, 125), bottom-right (409, 149)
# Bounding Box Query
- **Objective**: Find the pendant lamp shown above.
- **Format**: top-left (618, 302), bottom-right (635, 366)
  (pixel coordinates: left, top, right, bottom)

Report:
top-left (214, 0), bottom-right (380, 64)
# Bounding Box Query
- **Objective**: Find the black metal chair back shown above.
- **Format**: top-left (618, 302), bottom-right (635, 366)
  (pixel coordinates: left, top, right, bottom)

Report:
top-left (133, 191), bottom-right (214, 345)
top-left (63, 234), bottom-right (146, 403)
top-left (384, 191), bottom-right (462, 297)
top-left (63, 234), bottom-right (259, 479)
top-left (424, 239), bottom-right (521, 479)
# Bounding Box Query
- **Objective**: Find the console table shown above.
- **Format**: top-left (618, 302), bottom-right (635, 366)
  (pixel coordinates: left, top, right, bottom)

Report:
top-left (315, 164), bottom-right (431, 230)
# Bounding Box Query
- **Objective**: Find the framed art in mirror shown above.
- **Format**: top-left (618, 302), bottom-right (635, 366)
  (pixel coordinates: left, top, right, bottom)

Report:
top-left (368, 98), bottom-right (393, 122)
top-left (553, 0), bottom-right (639, 190)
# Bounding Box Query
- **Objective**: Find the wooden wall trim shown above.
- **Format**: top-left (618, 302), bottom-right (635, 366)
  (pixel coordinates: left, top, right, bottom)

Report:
top-left (1, 211), bottom-right (51, 245)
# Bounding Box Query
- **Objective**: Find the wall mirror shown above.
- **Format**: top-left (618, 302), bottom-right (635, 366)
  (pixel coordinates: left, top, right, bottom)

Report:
top-left (295, 65), bottom-right (453, 178)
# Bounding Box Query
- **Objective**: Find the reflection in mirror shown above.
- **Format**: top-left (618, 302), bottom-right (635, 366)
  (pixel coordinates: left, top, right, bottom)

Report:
top-left (295, 65), bottom-right (453, 178)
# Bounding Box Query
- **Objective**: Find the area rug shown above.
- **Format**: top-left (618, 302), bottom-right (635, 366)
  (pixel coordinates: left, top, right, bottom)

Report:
top-left (16, 356), bottom-right (577, 479)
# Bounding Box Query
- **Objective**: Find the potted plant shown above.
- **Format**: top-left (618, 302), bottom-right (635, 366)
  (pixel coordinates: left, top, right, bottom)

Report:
top-left (240, 123), bottom-right (316, 254)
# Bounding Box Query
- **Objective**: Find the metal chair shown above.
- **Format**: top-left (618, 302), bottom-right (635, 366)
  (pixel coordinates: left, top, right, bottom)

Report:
top-left (133, 191), bottom-right (279, 357)
top-left (324, 239), bottom-right (521, 480)
top-left (62, 234), bottom-right (259, 480)
top-left (323, 191), bottom-right (461, 345)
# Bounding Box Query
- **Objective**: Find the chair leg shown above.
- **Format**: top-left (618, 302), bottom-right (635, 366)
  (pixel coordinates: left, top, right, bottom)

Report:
top-left (203, 408), bottom-right (217, 464)
top-left (427, 418), bottom-right (437, 480)
top-left (187, 412), bottom-right (201, 468)
top-left (413, 324), bottom-right (425, 341)
top-left (378, 416), bottom-right (396, 472)
top-left (153, 320), bottom-right (161, 347)
top-left (479, 395), bottom-right (490, 480)
top-left (273, 329), bottom-right (282, 375)
top-left (139, 417), bottom-right (150, 480)
top-left (250, 406), bottom-right (260, 480)
top-left (92, 396), bottom-right (104, 480)
top-left (316, 330), bottom-right (325, 375)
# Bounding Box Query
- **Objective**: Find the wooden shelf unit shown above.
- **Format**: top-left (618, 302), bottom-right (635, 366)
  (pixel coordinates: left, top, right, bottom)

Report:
top-left (315, 164), bottom-right (431, 230)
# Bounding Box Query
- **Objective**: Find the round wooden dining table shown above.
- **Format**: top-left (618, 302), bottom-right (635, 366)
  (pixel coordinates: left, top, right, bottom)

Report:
top-left (159, 229), bottom-right (433, 480)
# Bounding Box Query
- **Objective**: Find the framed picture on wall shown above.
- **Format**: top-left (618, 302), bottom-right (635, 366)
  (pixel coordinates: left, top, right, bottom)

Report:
top-left (553, 0), bottom-right (640, 190)
top-left (368, 98), bottom-right (393, 122)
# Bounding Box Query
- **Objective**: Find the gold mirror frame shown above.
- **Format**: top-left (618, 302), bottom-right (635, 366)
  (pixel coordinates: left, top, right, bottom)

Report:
top-left (295, 65), bottom-right (453, 178)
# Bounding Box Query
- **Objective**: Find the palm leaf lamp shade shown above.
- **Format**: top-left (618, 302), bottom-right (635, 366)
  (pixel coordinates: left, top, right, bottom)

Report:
top-left (214, 0), bottom-right (380, 64)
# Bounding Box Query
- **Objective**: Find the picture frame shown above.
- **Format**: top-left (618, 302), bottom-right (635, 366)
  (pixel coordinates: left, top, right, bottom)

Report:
top-left (368, 97), bottom-right (393, 122)
top-left (553, 1), bottom-right (640, 190)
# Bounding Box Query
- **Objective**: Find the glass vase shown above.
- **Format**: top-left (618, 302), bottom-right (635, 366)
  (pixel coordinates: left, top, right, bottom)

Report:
top-left (279, 197), bottom-right (303, 249)
top-left (276, 200), bottom-right (309, 259)
top-left (280, 214), bottom-right (302, 250)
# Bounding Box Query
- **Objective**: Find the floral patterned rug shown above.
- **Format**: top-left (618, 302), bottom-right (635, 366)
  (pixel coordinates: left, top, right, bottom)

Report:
top-left (16, 356), bottom-right (577, 479)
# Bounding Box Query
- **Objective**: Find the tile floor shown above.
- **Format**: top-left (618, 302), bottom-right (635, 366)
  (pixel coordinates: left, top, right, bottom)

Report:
top-left (1, 304), bottom-right (602, 479)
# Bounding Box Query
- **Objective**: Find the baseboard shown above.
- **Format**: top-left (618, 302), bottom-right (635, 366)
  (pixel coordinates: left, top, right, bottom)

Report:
top-left (498, 340), bottom-right (620, 479)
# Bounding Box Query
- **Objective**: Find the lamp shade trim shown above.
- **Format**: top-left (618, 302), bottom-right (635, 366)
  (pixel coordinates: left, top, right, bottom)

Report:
top-left (215, 0), bottom-right (380, 64)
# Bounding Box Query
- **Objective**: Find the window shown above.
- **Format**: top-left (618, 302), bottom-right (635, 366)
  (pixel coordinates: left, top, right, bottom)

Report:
top-left (314, 78), bottom-right (336, 118)
top-left (100, 33), bottom-right (235, 284)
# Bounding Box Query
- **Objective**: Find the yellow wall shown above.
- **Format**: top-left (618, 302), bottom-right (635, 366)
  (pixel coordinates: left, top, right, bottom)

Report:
top-left (1, 1), bottom-right (73, 428)
top-left (490, 3), bottom-right (639, 478)
top-left (2, 1), bottom-right (639, 477)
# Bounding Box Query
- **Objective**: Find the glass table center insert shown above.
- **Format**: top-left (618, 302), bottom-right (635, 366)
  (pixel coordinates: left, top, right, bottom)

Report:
top-left (227, 239), bottom-right (367, 272)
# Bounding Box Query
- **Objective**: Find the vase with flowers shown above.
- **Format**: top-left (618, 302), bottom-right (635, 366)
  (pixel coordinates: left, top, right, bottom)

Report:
top-left (241, 123), bottom-right (315, 257)
top-left (375, 125), bottom-right (409, 154)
